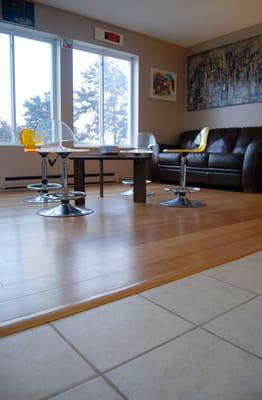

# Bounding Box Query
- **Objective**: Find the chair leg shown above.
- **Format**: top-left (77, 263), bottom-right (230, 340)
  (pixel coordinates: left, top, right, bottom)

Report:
top-left (24, 154), bottom-right (61, 203)
top-left (160, 154), bottom-right (206, 208)
top-left (180, 154), bottom-right (187, 188)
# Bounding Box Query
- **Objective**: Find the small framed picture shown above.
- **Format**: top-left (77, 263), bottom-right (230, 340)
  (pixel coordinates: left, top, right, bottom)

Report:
top-left (150, 68), bottom-right (177, 102)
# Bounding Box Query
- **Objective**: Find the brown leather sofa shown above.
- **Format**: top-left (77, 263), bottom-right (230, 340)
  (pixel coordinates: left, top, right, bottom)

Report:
top-left (153, 127), bottom-right (262, 192)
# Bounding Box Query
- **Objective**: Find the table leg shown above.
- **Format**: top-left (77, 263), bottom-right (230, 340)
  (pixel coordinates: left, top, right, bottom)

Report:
top-left (99, 159), bottom-right (104, 197)
top-left (133, 158), bottom-right (146, 203)
top-left (74, 159), bottom-right (85, 205)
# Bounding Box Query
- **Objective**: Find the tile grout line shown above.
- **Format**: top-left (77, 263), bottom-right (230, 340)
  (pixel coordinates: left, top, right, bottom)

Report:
top-left (198, 294), bottom-right (259, 327)
top-left (138, 293), bottom-right (199, 327)
top-left (49, 324), bottom-right (128, 400)
top-left (43, 375), bottom-right (128, 400)
top-left (140, 291), bottom-right (262, 362)
top-left (200, 272), bottom-right (261, 295)
top-left (103, 326), bottom-right (198, 375)
top-left (42, 376), bottom-right (98, 400)
top-left (200, 326), bottom-right (262, 362)
top-left (139, 291), bottom-right (259, 329)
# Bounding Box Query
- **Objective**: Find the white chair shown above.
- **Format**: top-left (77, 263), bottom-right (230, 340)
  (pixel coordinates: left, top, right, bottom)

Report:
top-left (120, 132), bottom-right (157, 196)
top-left (34, 119), bottom-right (94, 217)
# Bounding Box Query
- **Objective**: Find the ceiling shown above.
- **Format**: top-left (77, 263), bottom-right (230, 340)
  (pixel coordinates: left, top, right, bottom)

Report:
top-left (36, 0), bottom-right (262, 47)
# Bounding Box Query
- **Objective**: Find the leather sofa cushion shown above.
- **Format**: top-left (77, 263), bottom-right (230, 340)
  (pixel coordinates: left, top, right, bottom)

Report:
top-left (206, 128), bottom-right (240, 153)
top-left (233, 127), bottom-right (262, 153)
top-left (158, 152), bottom-right (181, 165)
top-left (187, 153), bottom-right (209, 167)
top-left (178, 130), bottom-right (199, 149)
top-left (208, 153), bottom-right (243, 169)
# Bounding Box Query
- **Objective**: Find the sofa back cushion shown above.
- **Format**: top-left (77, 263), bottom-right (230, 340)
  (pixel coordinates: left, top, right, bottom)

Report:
top-left (233, 127), bottom-right (262, 153)
top-left (208, 153), bottom-right (243, 169)
top-left (178, 130), bottom-right (199, 149)
top-left (206, 128), bottom-right (240, 153)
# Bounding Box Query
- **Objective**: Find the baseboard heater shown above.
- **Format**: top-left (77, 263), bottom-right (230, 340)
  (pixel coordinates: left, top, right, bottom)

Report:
top-left (1, 172), bottom-right (118, 190)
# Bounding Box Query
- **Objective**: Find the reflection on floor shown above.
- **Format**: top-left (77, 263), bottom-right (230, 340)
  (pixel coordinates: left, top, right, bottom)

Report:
top-left (0, 184), bottom-right (261, 337)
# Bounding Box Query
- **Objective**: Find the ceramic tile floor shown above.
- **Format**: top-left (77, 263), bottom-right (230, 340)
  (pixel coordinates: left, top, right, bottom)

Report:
top-left (1, 251), bottom-right (262, 400)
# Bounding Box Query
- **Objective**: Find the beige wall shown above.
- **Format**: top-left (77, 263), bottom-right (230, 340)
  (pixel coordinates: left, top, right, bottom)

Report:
top-left (0, 4), bottom-right (261, 185)
top-left (0, 3), bottom-right (185, 184)
top-left (183, 23), bottom-right (262, 131)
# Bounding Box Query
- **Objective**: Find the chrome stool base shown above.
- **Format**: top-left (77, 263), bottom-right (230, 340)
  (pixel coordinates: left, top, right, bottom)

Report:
top-left (27, 182), bottom-right (62, 191)
top-left (38, 202), bottom-right (94, 217)
top-left (24, 193), bottom-right (60, 204)
top-left (160, 186), bottom-right (205, 208)
top-left (24, 183), bottom-right (62, 204)
top-left (160, 196), bottom-right (206, 208)
top-left (165, 186), bottom-right (200, 194)
top-left (38, 191), bottom-right (93, 217)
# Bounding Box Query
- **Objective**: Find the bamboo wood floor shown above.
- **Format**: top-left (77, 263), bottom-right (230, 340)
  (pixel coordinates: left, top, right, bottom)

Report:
top-left (0, 183), bottom-right (262, 336)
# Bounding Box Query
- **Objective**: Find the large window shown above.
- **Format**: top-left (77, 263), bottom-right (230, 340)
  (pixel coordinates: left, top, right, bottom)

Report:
top-left (0, 25), bottom-right (57, 145)
top-left (73, 43), bottom-right (137, 147)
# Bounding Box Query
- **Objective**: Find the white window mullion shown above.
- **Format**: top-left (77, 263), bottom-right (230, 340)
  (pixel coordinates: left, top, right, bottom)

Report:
top-left (51, 38), bottom-right (58, 122)
top-left (10, 33), bottom-right (17, 143)
top-left (99, 54), bottom-right (104, 146)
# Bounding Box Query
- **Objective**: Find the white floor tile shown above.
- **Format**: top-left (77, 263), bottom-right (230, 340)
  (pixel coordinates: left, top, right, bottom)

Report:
top-left (202, 257), bottom-right (262, 293)
top-left (142, 274), bottom-right (253, 324)
top-left (204, 296), bottom-right (262, 357)
top-left (245, 251), bottom-right (262, 262)
top-left (53, 295), bottom-right (193, 371)
top-left (0, 325), bottom-right (96, 400)
top-left (50, 377), bottom-right (123, 400)
top-left (106, 328), bottom-right (262, 400)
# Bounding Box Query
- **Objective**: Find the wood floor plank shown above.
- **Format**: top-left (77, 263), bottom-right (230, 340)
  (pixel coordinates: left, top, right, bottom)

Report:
top-left (0, 184), bottom-right (261, 336)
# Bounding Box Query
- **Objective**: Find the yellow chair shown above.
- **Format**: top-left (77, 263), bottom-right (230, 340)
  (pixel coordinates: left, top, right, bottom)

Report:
top-left (20, 128), bottom-right (62, 203)
top-left (160, 127), bottom-right (210, 207)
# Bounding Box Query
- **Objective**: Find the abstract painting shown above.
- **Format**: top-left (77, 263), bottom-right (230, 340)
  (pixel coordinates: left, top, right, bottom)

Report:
top-left (187, 35), bottom-right (262, 110)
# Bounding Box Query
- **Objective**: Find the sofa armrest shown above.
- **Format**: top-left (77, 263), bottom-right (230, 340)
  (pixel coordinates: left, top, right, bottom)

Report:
top-left (150, 143), bottom-right (178, 181)
top-left (158, 143), bottom-right (179, 153)
top-left (242, 140), bottom-right (262, 192)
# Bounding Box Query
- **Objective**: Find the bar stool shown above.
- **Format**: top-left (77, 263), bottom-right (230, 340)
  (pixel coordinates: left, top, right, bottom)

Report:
top-left (160, 127), bottom-right (210, 208)
top-left (20, 128), bottom-right (62, 203)
top-left (30, 119), bottom-right (93, 217)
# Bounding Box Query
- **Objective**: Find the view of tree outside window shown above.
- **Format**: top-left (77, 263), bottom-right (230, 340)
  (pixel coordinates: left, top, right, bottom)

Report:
top-left (14, 36), bottom-right (52, 129)
top-left (73, 48), bottom-right (131, 146)
top-left (0, 30), bottom-right (54, 145)
top-left (0, 27), bottom-right (135, 147)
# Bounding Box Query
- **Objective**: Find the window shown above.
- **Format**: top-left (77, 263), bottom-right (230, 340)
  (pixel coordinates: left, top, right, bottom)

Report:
top-left (73, 43), bottom-right (137, 147)
top-left (0, 25), bottom-right (58, 145)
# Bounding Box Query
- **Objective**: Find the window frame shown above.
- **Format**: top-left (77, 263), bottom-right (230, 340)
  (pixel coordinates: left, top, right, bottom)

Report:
top-left (0, 22), bottom-right (59, 146)
top-left (73, 40), bottom-right (139, 148)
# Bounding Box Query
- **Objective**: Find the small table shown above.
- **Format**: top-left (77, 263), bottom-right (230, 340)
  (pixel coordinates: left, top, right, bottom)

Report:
top-left (70, 152), bottom-right (152, 204)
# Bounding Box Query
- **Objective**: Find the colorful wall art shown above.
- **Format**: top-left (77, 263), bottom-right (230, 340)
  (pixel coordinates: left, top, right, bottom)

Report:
top-left (187, 35), bottom-right (262, 110)
top-left (150, 68), bottom-right (177, 102)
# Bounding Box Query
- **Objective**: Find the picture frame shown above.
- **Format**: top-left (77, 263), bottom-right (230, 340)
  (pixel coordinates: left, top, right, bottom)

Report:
top-left (150, 68), bottom-right (177, 102)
